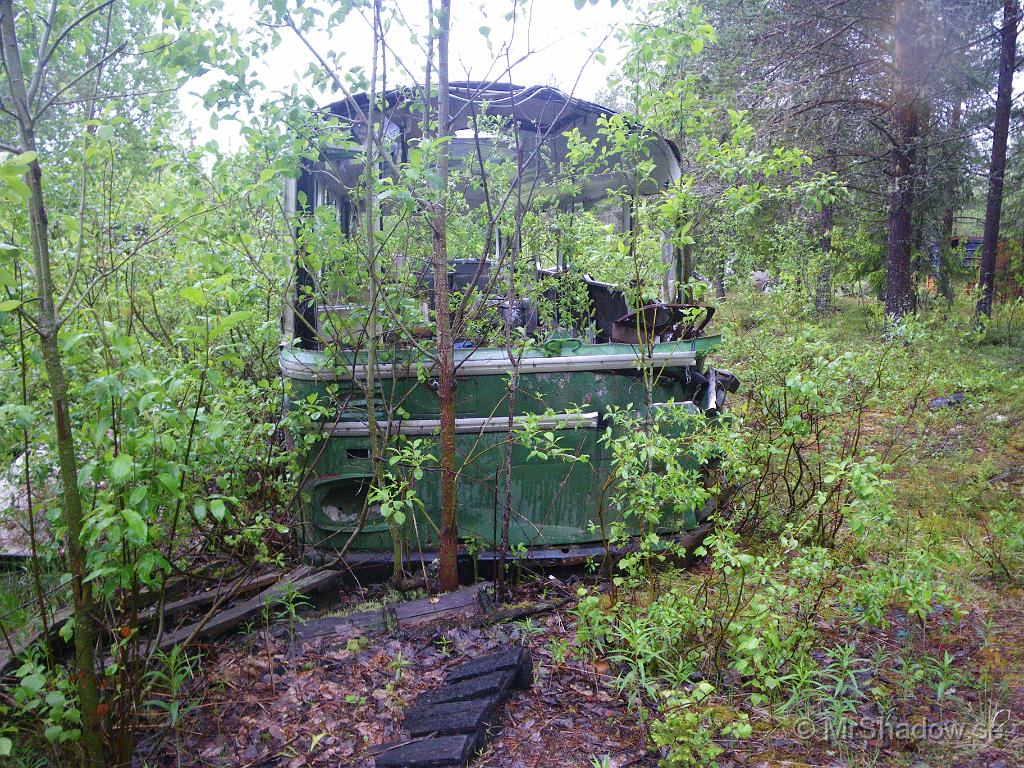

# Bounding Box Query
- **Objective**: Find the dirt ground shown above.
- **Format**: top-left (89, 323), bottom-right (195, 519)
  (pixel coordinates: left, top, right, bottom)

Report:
top-left (135, 569), bottom-right (1024, 768)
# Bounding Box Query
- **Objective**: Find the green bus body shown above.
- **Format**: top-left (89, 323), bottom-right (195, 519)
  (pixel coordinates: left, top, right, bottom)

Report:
top-left (283, 84), bottom-right (734, 560)
top-left (281, 336), bottom-right (722, 554)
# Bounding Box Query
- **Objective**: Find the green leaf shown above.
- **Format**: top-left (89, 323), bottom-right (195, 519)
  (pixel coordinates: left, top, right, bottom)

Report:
top-left (210, 310), bottom-right (253, 340)
top-left (122, 509), bottom-right (148, 544)
top-left (61, 332), bottom-right (94, 351)
top-left (1, 175), bottom-right (31, 200)
top-left (180, 286), bottom-right (205, 306)
top-left (0, 736), bottom-right (11, 756)
top-left (157, 471), bottom-right (180, 493)
top-left (110, 454), bottom-right (133, 483)
top-left (91, 417), bottom-right (111, 447)
top-left (210, 498), bottom-right (226, 522)
top-left (129, 486), bottom-right (148, 508)
top-left (10, 404), bottom-right (33, 428)
top-left (20, 672), bottom-right (45, 694)
top-left (0, 299), bottom-right (21, 311)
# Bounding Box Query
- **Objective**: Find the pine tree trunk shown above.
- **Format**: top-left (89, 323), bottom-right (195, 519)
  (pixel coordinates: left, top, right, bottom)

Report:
top-left (937, 99), bottom-right (962, 303)
top-left (977, 0), bottom-right (1019, 317)
top-left (0, 2), bottom-right (105, 762)
top-left (432, 0), bottom-right (459, 592)
top-left (884, 0), bottom-right (920, 320)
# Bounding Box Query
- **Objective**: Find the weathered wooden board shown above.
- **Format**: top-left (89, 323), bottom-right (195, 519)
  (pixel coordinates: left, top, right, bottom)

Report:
top-left (414, 669), bottom-right (515, 707)
top-left (294, 581), bottom-right (493, 643)
top-left (444, 646), bottom-right (532, 690)
top-left (374, 734), bottom-right (478, 768)
top-left (137, 571), bottom-right (283, 626)
top-left (152, 566), bottom-right (343, 652)
top-left (2, 572), bottom-right (282, 678)
top-left (294, 609), bottom-right (388, 641)
top-left (394, 582), bottom-right (492, 630)
top-left (404, 695), bottom-right (501, 737)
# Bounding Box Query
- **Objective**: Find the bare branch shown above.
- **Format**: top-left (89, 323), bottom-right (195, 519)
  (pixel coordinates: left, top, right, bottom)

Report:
top-left (25, 0), bottom-right (56, 104)
top-left (37, 0), bottom-right (116, 77)
top-left (32, 40), bottom-right (126, 123)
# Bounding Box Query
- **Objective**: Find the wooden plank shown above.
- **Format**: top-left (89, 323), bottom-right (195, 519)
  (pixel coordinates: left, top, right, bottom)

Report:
top-left (2, 572), bottom-right (280, 678)
top-left (403, 694), bottom-right (500, 737)
top-left (297, 581), bottom-right (495, 643)
top-left (153, 566), bottom-right (343, 652)
top-left (374, 734), bottom-right (477, 768)
top-left (444, 645), bottom-right (532, 690)
top-left (137, 571), bottom-right (283, 626)
top-left (394, 581), bottom-right (492, 630)
top-left (294, 608), bottom-right (388, 640)
top-left (415, 669), bottom-right (515, 707)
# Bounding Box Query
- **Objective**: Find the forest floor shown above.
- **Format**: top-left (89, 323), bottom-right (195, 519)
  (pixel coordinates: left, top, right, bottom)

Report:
top-left (140, 567), bottom-right (1024, 768)
top-left (139, 295), bottom-right (1024, 768)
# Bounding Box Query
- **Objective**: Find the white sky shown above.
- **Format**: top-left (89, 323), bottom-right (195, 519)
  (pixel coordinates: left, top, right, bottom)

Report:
top-left (181, 0), bottom-right (640, 150)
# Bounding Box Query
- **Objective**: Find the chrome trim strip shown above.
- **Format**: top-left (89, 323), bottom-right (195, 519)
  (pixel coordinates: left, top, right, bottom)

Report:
top-left (324, 411), bottom-right (599, 437)
top-left (280, 349), bottom-right (697, 381)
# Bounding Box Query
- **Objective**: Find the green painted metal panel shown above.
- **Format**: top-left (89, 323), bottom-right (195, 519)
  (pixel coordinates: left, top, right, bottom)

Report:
top-left (284, 338), bottom-right (720, 552)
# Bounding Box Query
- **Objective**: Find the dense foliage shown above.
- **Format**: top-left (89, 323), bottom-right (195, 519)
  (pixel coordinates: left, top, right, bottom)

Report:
top-left (1, 0), bottom-right (1022, 765)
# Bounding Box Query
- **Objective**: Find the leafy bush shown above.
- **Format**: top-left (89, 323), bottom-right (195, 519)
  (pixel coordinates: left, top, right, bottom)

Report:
top-left (719, 303), bottom-right (917, 544)
top-left (975, 499), bottom-right (1024, 583)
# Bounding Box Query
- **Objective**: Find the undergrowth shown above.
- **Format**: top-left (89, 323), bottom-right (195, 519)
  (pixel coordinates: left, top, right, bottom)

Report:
top-left (573, 291), bottom-right (1024, 767)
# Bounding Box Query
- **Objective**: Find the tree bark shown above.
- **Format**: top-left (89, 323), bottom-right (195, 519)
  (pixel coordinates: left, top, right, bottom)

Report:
top-left (714, 259), bottom-right (726, 299)
top-left (432, 0), bottom-right (459, 592)
top-left (0, 2), bottom-right (105, 762)
top-left (364, 0), bottom-right (399, 583)
top-left (815, 200), bottom-right (834, 312)
top-left (884, 0), bottom-right (921, 320)
top-left (977, 0), bottom-right (1019, 317)
top-left (937, 98), bottom-right (963, 303)
top-left (682, 242), bottom-right (693, 300)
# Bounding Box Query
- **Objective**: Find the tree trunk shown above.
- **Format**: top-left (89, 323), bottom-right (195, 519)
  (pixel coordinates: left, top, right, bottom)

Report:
top-left (364, 1), bottom-right (398, 583)
top-left (937, 99), bottom-right (963, 303)
top-left (815, 198), bottom-right (835, 313)
top-left (977, 0), bottom-right (1019, 317)
top-left (884, 0), bottom-right (921, 320)
top-left (432, 0), bottom-right (459, 592)
top-left (0, 2), bottom-right (105, 762)
top-left (682, 242), bottom-right (693, 300)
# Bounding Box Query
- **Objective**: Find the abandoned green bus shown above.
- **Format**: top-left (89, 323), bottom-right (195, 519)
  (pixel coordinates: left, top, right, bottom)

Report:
top-left (281, 82), bottom-right (736, 562)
